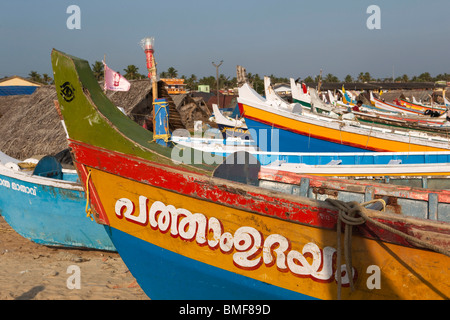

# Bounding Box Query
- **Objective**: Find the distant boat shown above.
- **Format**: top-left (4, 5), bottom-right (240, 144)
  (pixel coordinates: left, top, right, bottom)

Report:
top-left (0, 152), bottom-right (115, 251)
top-left (238, 83), bottom-right (450, 153)
top-left (398, 98), bottom-right (446, 114)
top-left (290, 78), bottom-right (312, 108)
top-left (370, 92), bottom-right (447, 117)
top-left (173, 136), bottom-right (450, 183)
top-left (211, 104), bottom-right (251, 139)
top-left (52, 49), bottom-right (449, 300)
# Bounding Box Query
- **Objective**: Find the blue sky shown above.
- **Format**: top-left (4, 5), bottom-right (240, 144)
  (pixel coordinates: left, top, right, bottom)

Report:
top-left (1, 0), bottom-right (450, 81)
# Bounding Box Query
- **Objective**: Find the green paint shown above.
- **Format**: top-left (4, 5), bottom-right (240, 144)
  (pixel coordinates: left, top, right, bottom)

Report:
top-left (51, 49), bottom-right (218, 174)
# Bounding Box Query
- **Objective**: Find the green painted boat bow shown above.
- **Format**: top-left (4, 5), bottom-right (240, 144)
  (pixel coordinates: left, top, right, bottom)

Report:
top-left (51, 49), bottom-right (217, 175)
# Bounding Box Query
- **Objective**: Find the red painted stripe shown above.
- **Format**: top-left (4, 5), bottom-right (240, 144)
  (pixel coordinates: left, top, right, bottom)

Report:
top-left (258, 167), bottom-right (450, 203)
top-left (69, 139), bottom-right (336, 228)
top-left (68, 139), bottom-right (450, 248)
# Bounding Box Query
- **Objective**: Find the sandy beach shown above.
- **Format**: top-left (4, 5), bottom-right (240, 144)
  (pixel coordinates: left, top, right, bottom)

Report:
top-left (0, 215), bottom-right (149, 300)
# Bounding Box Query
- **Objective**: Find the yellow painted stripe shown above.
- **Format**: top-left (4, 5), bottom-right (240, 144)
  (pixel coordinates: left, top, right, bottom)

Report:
top-left (89, 167), bottom-right (450, 300)
top-left (243, 104), bottom-right (449, 152)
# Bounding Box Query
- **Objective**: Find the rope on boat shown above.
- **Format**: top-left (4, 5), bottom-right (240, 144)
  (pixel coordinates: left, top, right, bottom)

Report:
top-left (85, 170), bottom-right (94, 221)
top-left (325, 198), bottom-right (450, 300)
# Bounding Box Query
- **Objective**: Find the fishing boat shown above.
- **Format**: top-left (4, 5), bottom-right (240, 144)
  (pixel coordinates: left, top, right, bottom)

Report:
top-left (370, 92), bottom-right (447, 117)
top-left (211, 104), bottom-right (251, 139)
top-left (173, 134), bottom-right (450, 177)
top-left (352, 109), bottom-right (450, 133)
top-left (52, 49), bottom-right (449, 300)
top-left (290, 78), bottom-right (311, 108)
top-left (262, 160), bottom-right (450, 188)
top-left (171, 133), bottom-right (258, 156)
top-left (0, 151), bottom-right (115, 251)
top-left (238, 82), bottom-right (450, 153)
top-left (258, 167), bottom-right (450, 222)
top-left (397, 98), bottom-right (446, 114)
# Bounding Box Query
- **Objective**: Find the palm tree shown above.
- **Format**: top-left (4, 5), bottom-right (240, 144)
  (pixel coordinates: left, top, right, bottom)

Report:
top-left (92, 61), bottom-right (104, 80)
top-left (28, 71), bottom-right (42, 83)
top-left (42, 74), bottom-right (53, 84)
top-left (185, 74), bottom-right (198, 91)
top-left (123, 65), bottom-right (141, 80)
top-left (324, 73), bottom-right (339, 83)
top-left (344, 75), bottom-right (353, 83)
top-left (166, 67), bottom-right (178, 78)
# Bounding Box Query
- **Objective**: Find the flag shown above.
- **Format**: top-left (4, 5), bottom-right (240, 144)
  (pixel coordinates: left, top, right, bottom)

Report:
top-left (103, 62), bottom-right (131, 92)
top-left (302, 83), bottom-right (307, 94)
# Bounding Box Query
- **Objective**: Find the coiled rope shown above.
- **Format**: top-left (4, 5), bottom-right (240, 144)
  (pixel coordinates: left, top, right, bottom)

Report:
top-left (325, 198), bottom-right (450, 300)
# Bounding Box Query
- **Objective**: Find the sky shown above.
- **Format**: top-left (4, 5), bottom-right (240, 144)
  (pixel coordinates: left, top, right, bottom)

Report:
top-left (1, 0), bottom-right (450, 81)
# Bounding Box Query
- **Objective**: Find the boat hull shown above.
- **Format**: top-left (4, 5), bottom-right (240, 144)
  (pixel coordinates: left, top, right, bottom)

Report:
top-left (105, 226), bottom-right (311, 299)
top-left (70, 141), bottom-right (450, 300)
top-left (0, 168), bottom-right (115, 251)
top-left (51, 49), bottom-right (450, 300)
top-left (244, 117), bottom-right (370, 152)
top-left (239, 100), bottom-right (449, 153)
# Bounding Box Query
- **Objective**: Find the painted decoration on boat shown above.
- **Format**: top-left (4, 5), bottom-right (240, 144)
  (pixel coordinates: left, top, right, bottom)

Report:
top-left (51, 48), bottom-right (450, 300)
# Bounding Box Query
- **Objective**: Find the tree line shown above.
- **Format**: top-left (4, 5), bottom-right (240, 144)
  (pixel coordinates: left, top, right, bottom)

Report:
top-left (24, 63), bottom-right (450, 95)
top-left (304, 71), bottom-right (450, 84)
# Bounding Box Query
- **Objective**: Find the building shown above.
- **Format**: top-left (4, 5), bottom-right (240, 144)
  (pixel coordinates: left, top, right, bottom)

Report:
top-left (273, 83), bottom-right (291, 95)
top-left (197, 85), bottom-right (210, 93)
top-left (160, 78), bottom-right (186, 95)
top-left (0, 76), bottom-right (41, 96)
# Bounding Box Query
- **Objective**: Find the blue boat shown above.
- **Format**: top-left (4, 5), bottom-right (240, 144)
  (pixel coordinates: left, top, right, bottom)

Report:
top-left (172, 135), bottom-right (450, 165)
top-left (238, 83), bottom-right (450, 153)
top-left (0, 152), bottom-right (115, 251)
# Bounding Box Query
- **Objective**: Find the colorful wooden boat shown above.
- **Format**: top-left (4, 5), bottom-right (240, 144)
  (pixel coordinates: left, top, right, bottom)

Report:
top-left (211, 104), bottom-right (251, 140)
top-left (370, 92), bottom-right (446, 117)
top-left (173, 136), bottom-right (450, 182)
top-left (52, 49), bottom-right (450, 300)
top-left (239, 83), bottom-right (450, 153)
top-left (353, 110), bottom-right (450, 134)
top-left (258, 167), bottom-right (450, 222)
top-left (173, 136), bottom-right (450, 188)
top-left (290, 78), bottom-right (311, 108)
top-left (290, 81), bottom-right (448, 134)
top-left (0, 152), bottom-right (115, 251)
top-left (397, 98), bottom-right (446, 114)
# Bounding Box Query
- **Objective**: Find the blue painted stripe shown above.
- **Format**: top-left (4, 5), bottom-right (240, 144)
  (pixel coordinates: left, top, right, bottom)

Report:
top-left (105, 226), bottom-right (317, 300)
top-left (209, 149), bottom-right (450, 166)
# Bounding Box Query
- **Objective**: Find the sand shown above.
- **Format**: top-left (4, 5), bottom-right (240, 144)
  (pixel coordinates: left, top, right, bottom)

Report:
top-left (0, 215), bottom-right (149, 300)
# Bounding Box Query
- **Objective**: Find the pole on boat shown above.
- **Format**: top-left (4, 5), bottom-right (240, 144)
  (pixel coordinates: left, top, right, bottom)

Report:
top-left (212, 60), bottom-right (223, 108)
top-left (140, 37), bottom-right (170, 147)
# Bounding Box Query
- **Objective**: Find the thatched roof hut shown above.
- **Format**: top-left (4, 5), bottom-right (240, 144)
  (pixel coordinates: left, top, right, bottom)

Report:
top-left (0, 85), bottom-right (65, 161)
top-left (0, 79), bottom-right (214, 162)
top-left (171, 94), bottom-right (213, 129)
top-left (104, 79), bottom-right (186, 132)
